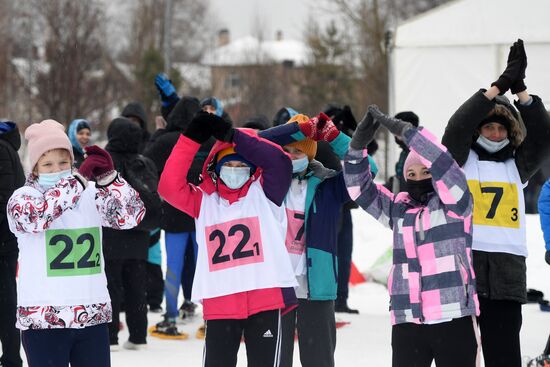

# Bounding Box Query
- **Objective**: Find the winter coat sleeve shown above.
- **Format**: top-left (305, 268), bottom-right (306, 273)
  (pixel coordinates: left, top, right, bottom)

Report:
top-left (7, 177), bottom-right (84, 234)
top-left (405, 127), bottom-right (472, 217)
top-left (514, 95), bottom-right (550, 183)
top-left (442, 90), bottom-right (495, 166)
top-left (538, 179), bottom-right (550, 251)
top-left (95, 174), bottom-right (146, 229)
top-left (233, 129), bottom-right (292, 206)
top-left (0, 142), bottom-right (17, 225)
top-left (343, 148), bottom-right (395, 229)
top-left (158, 134), bottom-right (203, 218)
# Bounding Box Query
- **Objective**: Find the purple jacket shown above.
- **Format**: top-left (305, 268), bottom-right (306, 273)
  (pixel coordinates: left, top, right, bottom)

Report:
top-left (343, 127), bottom-right (479, 325)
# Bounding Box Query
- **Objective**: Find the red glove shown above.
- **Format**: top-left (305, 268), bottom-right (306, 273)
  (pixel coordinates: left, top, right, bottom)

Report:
top-left (298, 117), bottom-right (317, 139)
top-left (78, 145), bottom-right (115, 181)
top-left (315, 112), bottom-right (339, 142)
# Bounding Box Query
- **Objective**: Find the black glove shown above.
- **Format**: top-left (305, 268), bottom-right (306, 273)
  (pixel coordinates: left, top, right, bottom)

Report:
top-left (545, 250), bottom-right (550, 266)
top-left (368, 105), bottom-right (413, 138)
top-left (491, 41), bottom-right (524, 95)
top-left (183, 111), bottom-right (213, 144)
top-left (510, 39), bottom-right (527, 94)
top-left (350, 109), bottom-right (380, 150)
top-left (209, 114), bottom-right (234, 142)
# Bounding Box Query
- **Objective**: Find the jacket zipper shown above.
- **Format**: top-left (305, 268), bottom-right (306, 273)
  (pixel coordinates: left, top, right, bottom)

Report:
top-left (457, 255), bottom-right (470, 306)
top-left (416, 208), bottom-right (425, 322)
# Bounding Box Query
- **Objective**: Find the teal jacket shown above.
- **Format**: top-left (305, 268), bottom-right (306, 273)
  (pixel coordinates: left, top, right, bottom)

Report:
top-left (260, 123), bottom-right (377, 300)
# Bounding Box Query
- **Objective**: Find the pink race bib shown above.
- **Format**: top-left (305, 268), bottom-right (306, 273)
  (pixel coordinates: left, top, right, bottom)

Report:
top-left (285, 208), bottom-right (306, 255)
top-left (205, 217), bottom-right (264, 272)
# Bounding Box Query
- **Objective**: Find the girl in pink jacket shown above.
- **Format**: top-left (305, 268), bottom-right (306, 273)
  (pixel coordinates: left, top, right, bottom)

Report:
top-left (343, 106), bottom-right (480, 367)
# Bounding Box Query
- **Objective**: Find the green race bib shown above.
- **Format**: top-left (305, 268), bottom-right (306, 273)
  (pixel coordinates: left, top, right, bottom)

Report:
top-left (45, 227), bottom-right (102, 277)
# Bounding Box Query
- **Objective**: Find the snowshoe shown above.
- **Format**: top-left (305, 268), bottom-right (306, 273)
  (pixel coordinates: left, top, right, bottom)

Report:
top-left (149, 319), bottom-right (189, 340)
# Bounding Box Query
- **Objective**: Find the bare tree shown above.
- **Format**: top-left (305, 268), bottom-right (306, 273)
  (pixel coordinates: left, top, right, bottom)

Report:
top-left (30, 0), bottom-right (119, 124)
top-left (299, 20), bottom-right (360, 115)
top-left (0, 0), bottom-right (13, 118)
top-left (330, 0), bottom-right (452, 110)
top-left (120, 0), bottom-right (213, 127)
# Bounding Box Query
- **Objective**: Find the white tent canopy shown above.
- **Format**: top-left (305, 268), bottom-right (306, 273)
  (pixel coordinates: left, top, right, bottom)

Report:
top-left (390, 0), bottom-right (550, 142)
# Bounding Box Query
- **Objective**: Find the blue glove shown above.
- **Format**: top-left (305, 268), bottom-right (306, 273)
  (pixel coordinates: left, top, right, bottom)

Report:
top-left (154, 73), bottom-right (179, 107)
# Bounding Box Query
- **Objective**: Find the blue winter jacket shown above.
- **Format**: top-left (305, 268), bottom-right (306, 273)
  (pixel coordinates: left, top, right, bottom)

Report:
top-left (260, 123), bottom-right (377, 300)
top-left (538, 179), bottom-right (550, 251)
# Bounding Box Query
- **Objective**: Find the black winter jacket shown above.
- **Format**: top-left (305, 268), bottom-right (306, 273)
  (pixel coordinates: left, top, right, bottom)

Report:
top-left (102, 118), bottom-right (160, 260)
top-left (144, 97), bottom-right (209, 233)
top-left (442, 90), bottom-right (550, 303)
top-left (0, 123), bottom-right (25, 253)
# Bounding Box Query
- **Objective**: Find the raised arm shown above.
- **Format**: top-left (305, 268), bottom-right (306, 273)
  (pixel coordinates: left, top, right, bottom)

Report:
top-left (405, 128), bottom-right (472, 217)
top-left (371, 106), bottom-right (472, 217)
top-left (232, 129), bottom-right (292, 206)
top-left (441, 90), bottom-right (496, 166)
top-left (7, 177), bottom-right (83, 234)
top-left (157, 117), bottom-right (208, 218)
top-left (514, 93), bottom-right (550, 182)
top-left (343, 109), bottom-right (395, 228)
top-left (443, 39), bottom-right (527, 166)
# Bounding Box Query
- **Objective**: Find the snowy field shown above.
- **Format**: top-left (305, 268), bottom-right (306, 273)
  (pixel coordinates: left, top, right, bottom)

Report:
top-left (14, 212), bottom-right (550, 366)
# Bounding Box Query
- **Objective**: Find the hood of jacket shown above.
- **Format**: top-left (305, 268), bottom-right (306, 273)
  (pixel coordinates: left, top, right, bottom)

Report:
top-left (0, 121), bottom-right (21, 151)
top-left (200, 128), bottom-right (262, 202)
top-left (105, 117), bottom-right (142, 154)
top-left (166, 96), bottom-right (201, 132)
top-left (472, 95), bottom-right (525, 150)
top-left (122, 102), bottom-right (148, 130)
top-left (67, 119), bottom-right (90, 154)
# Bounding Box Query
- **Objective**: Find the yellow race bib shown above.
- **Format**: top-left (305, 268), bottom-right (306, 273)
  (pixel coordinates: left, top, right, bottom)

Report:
top-left (468, 180), bottom-right (520, 228)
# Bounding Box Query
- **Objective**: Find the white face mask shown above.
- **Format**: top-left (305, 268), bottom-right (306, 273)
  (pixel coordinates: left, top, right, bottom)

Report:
top-left (476, 135), bottom-right (510, 154)
top-left (219, 166), bottom-right (251, 189)
top-left (292, 157), bottom-right (309, 173)
top-left (38, 169), bottom-right (72, 189)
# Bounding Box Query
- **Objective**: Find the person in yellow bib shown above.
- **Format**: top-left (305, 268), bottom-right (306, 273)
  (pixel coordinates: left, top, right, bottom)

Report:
top-left (7, 120), bottom-right (145, 367)
top-left (442, 39), bottom-right (550, 367)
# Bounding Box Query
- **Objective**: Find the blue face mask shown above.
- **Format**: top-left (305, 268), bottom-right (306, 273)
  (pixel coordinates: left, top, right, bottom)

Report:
top-left (38, 169), bottom-right (72, 189)
top-left (219, 166), bottom-right (251, 189)
top-left (292, 157), bottom-right (309, 173)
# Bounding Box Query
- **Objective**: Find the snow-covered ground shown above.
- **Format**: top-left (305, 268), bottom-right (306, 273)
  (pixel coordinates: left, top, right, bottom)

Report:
top-left (14, 212), bottom-right (550, 366)
top-left (108, 212), bottom-right (550, 366)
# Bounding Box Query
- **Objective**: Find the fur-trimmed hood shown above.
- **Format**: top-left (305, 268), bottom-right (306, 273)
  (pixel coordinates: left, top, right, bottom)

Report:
top-left (475, 95), bottom-right (525, 147)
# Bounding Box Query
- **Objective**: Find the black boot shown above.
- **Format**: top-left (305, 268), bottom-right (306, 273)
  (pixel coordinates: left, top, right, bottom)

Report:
top-left (335, 301), bottom-right (359, 314)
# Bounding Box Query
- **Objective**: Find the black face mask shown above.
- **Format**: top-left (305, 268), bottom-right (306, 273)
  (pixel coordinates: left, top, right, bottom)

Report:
top-left (406, 178), bottom-right (434, 203)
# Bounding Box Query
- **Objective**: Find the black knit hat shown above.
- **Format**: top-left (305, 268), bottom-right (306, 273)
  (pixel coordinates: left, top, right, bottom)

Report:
top-left (242, 115), bottom-right (270, 131)
top-left (394, 111), bottom-right (419, 127)
top-left (478, 114), bottom-right (511, 132)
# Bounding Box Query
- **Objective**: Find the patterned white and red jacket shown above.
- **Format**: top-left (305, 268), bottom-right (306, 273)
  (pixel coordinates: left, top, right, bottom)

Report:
top-left (7, 174), bottom-right (144, 330)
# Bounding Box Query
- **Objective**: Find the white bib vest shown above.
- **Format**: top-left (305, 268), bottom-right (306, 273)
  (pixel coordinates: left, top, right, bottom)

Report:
top-left (284, 179), bottom-right (308, 276)
top-left (463, 150), bottom-right (528, 257)
top-left (192, 180), bottom-right (298, 301)
top-left (14, 184), bottom-right (111, 307)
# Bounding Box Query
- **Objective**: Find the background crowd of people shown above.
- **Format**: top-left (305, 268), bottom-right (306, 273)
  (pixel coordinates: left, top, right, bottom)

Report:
top-left (0, 39), bottom-right (549, 367)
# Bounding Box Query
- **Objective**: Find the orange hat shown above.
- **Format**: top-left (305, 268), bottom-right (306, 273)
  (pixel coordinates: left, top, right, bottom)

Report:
top-left (286, 114), bottom-right (317, 161)
top-left (216, 146), bottom-right (236, 163)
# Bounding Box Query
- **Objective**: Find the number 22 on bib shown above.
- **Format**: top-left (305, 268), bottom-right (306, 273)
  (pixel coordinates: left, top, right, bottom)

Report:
top-left (46, 227), bottom-right (102, 277)
top-left (205, 217), bottom-right (264, 272)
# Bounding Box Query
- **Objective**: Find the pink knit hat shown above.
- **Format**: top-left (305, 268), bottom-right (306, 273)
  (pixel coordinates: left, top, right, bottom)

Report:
top-left (25, 119), bottom-right (74, 169)
top-left (403, 151), bottom-right (425, 180)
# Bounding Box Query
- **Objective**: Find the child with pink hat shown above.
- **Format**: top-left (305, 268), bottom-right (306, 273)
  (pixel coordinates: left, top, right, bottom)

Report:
top-left (7, 119), bottom-right (145, 367)
top-left (343, 106), bottom-right (480, 367)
